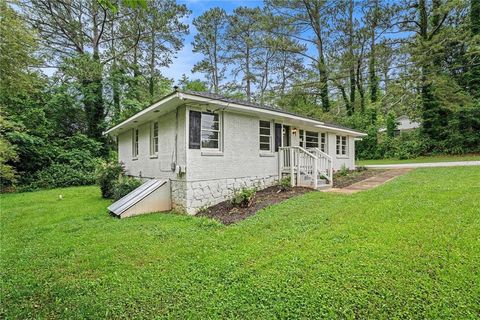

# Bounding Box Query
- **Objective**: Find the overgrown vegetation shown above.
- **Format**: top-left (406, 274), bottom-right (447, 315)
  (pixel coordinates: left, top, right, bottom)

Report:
top-left (95, 160), bottom-right (141, 200)
top-left (112, 176), bottom-right (142, 201)
top-left (1, 167), bottom-right (479, 318)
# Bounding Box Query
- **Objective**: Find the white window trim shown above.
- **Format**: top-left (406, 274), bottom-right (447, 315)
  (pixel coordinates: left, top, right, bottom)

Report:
top-left (200, 111), bottom-right (222, 153)
top-left (150, 121), bottom-right (159, 158)
top-left (336, 135), bottom-right (348, 157)
top-left (259, 120), bottom-right (273, 154)
top-left (320, 132), bottom-right (327, 153)
top-left (132, 128), bottom-right (139, 159)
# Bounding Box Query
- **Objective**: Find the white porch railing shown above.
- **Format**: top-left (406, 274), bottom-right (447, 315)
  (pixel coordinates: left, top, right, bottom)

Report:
top-left (307, 148), bottom-right (333, 183)
top-left (278, 146), bottom-right (333, 189)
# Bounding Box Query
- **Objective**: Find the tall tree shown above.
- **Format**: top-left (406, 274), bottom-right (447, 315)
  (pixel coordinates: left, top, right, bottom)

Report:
top-left (225, 7), bottom-right (262, 101)
top-left (267, 0), bottom-right (332, 111)
top-left (469, 0), bottom-right (480, 98)
top-left (192, 7), bottom-right (227, 93)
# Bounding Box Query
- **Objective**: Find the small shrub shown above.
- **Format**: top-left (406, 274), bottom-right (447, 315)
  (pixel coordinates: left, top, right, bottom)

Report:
top-left (278, 177), bottom-right (292, 191)
top-left (337, 164), bottom-right (350, 176)
top-left (96, 161), bottom-right (125, 198)
top-left (112, 176), bottom-right (142, 201)
top-left (231, 187), bottom-right (256, 208)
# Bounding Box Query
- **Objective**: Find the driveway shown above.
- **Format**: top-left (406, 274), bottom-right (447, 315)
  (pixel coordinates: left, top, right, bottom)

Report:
top-left (364, 160), bottom-right (480, 169)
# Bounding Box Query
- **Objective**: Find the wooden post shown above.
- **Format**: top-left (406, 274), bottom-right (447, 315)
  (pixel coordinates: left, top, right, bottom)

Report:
top-left (278, 148), bottom-right (282, 182)
top-left (296, 150), bottom-right (301, 187)
top-left (290, 148), bottom-right (295, 187)
top-left (313, 159), bottom-right (318, 189)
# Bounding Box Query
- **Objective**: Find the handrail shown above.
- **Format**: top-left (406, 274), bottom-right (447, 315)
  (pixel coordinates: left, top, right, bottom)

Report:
top-left (307, 147), bottom-right (333, 183)
top-left (279, 146), bottom-right (322, 188)
top-left (279, 146), bottom-right (318, 160)
top-left (308, 147), bottom-right (332, 160)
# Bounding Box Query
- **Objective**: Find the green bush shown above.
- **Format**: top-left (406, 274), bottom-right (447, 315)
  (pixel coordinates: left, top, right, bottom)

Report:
top-left (95, 161), bottom-right (125, 198)
top-left (337, 164), bottom-right (350, 176)
top-left (231, 187), bottom-right (256, 208)
top-left (25, 162), bottom-right (98, 190)
top-left (113, 176), bottom-right (142, 201)
top-left (278, 177), bottom-right (292, 191)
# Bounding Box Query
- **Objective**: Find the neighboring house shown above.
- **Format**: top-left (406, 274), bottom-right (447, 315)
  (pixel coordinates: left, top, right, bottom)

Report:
top-left (379, 115), bottom-right (421, 135)
top-left (105, 90), bottom-right (366, 216)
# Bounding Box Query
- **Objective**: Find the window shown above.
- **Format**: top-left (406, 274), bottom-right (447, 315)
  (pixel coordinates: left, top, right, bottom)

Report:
top-left (336, 135), bottom-right (348, 156)
top-left (259, 120), bottom-right (272, 151)
top-left (201, 112), bottom-right (221, 149)
top-left (132, 128), bottom-right (139, 158)
top-left (150, 121), bottom-right (159, 156)
top-left (305, 131), bottom-right (319, 148)
top-left (320, 133), bottom-right (327, 152)
top-left (299, 130), bottom-right (324, 150)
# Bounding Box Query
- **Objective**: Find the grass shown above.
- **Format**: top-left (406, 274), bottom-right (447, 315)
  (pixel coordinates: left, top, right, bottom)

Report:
top-left (357, 153), bottom-right (480, 165)
top-left (1, 167), bottom-right (480, 319)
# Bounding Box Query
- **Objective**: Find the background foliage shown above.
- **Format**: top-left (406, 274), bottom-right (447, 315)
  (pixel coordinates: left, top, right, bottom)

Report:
top-left (1, 0), bottom-right (479, 191)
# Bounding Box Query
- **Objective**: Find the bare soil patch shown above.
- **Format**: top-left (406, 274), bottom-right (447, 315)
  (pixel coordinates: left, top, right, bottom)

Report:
top-left (333, 169), bottom-right (386, 188)
top-left (197, 186), bottom-right (312, 225)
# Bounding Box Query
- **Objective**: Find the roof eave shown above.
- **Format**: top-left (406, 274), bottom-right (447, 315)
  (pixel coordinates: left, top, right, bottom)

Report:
top-left (103, 91), bottom-right (180, 136)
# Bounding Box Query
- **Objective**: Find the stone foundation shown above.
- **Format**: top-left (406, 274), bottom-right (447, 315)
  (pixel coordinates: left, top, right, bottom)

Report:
top-left (183, 175), bottom-right (278, 215)
top-left (170, 179), bottom-right (187, 212)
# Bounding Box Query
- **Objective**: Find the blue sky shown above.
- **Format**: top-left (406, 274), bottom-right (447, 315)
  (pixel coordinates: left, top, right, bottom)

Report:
top-left (160, 0), bottom-right (263, 83)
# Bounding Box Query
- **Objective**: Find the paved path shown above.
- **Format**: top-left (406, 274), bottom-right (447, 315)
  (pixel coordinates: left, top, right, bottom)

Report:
top-left (364, 160), bottom-right (480, 169)
top-left (326, 168), bottom-right (413, 194)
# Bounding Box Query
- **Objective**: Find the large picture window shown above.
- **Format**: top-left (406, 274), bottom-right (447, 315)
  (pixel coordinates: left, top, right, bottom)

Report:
top-left (132, 128), bottom-right (139, 158)
top-left (336, 135), bottom-right (347, 156)
top-left (201, 112), bottom-right (220, 149)
top-left (259, 120), bottom-right (272, 151)
top-left (150, 121), bottom-right (159, 156)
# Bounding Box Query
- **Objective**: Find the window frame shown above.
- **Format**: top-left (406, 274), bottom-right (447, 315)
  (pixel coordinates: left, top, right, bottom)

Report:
top-left (259, 120), bottom-right (273, 153)
top-left (200, 111), bottom-right (222, 151)
top-left (132, 128), bottom-right (139, 159)
top-left (150, 121), bottom-right (159, 157)
top-left (319, 132), bottom-right (327, 152)
top-left (336, 135), bottom-right (348, 156)
top-left (305, 130), bottom-right (319, 149)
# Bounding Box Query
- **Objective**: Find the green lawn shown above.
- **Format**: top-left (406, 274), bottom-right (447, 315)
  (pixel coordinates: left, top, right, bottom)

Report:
top-left (1, 167), bottom-right (479, 319)
top-left (357, 154), bottom-right (480, 165)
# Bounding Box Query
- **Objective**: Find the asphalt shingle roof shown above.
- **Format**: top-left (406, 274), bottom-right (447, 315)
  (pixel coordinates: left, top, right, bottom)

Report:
top-left (182, 90), bottom-right (365, 135)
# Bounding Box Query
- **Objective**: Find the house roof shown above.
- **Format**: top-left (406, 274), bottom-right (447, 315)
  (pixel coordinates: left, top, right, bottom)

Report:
top-left (105, 90), bottom-right (367, 137)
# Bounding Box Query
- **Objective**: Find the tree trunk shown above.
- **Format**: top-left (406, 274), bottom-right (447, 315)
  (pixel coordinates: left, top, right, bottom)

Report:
top-left (356, 58), bottom-right (365, 112)
top-left (245, 42), bottom-right (251, 102)
top-left (470, 0), bottom-right (480, 98)
top-left (369, 0), bottom-right (379, 103)
top-left (149, 28), bottom-right (155, 103)
top-left (348, 0), bottom-right (355, 115)
top-left (418, 0), bottom-right (440, 143)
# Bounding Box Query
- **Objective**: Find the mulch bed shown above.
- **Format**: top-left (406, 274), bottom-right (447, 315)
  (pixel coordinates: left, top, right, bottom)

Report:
top-left (197, 186), bottom-right (312, 225)
top-left (333, 169), bottom-right (386, 188)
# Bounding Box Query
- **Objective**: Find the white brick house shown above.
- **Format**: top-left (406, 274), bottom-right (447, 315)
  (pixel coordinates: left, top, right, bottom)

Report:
top-left (105, 90), bottom-right (366, 215)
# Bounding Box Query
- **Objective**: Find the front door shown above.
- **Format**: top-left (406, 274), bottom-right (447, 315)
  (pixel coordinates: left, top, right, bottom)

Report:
top-left (275, 124), bottom-right (291, 152)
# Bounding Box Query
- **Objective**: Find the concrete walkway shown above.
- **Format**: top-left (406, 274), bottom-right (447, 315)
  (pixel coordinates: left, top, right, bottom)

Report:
top-left (326, 168), bottom-right (413, 194)
top-left (364, 160), bottom-right (480, 169)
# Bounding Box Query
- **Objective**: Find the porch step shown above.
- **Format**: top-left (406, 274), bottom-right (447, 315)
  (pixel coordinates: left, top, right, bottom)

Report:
top-left (316, 178), bottom-right (332, 190)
